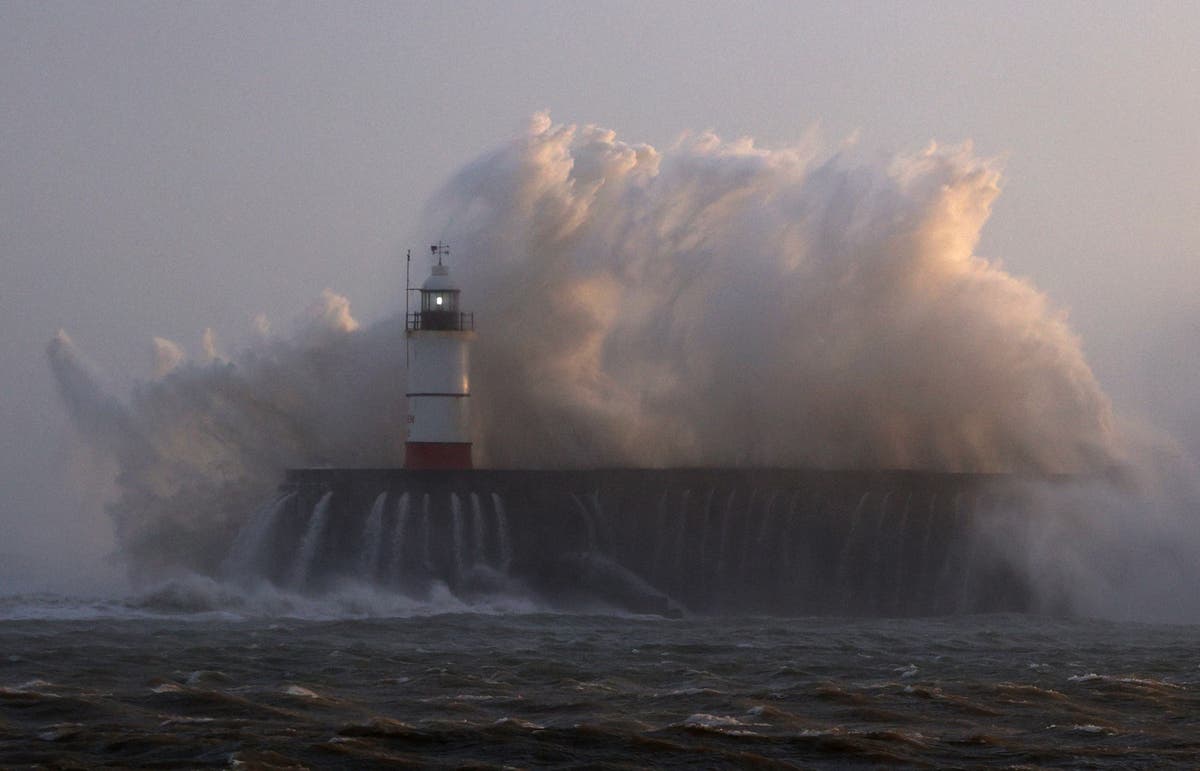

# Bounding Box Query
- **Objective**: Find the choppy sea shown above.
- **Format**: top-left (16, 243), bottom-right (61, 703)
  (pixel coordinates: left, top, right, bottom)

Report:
top-left (1, 583), bottom-right (1197, 769)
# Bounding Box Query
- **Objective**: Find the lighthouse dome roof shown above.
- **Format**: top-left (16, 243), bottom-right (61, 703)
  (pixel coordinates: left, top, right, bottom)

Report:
top-left (421, 263), bottom-right (459, 292)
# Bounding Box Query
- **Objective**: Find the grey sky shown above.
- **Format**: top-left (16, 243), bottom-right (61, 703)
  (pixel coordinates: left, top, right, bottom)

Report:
top-left (2, 2), bottom-right (1197, 585)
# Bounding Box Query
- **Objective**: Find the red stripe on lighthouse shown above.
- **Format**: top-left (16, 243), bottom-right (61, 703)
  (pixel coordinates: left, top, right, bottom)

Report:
top-left (405, 442), bottom-right (473, 470)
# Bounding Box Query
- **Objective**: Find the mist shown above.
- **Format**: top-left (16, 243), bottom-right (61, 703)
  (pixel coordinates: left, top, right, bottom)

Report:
top-left (437, 115), bottom-right (1119, 472)
top-left (45, 116), bottom-right (1198, 621)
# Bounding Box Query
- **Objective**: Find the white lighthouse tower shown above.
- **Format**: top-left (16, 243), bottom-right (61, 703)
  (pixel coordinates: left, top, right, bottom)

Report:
top-left (405, 243), bottom-right (475, 469)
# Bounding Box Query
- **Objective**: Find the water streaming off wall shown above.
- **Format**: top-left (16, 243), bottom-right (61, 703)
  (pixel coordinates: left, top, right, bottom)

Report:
top-left (223, 469), bottom-right (1044, 616)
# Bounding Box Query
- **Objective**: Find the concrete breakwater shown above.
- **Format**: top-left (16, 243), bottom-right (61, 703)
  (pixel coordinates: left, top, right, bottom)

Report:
top-left (225, 468), bottom-right (1043, 616)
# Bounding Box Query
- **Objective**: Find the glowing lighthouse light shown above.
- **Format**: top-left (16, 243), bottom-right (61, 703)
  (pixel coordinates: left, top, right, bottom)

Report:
top-left (405, 242), bottom-right (475, 469)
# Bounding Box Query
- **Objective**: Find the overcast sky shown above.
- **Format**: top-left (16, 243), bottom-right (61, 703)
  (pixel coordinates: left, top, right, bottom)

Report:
top-left (2, 1), bottom-right (1197, 586)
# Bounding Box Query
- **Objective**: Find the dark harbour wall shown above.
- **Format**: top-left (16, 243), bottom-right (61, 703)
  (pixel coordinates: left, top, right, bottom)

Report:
top-left (226, 468), bottom-right (1049, 617)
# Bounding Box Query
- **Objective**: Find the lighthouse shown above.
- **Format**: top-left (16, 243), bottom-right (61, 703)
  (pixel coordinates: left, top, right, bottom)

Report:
top-left (405, 243), bottom-right (475, 469)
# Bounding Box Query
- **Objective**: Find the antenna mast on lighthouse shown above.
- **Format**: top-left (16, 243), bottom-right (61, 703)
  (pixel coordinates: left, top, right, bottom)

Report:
top-left (404, 242), bottom-right (475, 469)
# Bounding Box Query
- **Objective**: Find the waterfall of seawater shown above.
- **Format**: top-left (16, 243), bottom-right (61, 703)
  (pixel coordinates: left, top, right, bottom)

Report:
top-left (672, 489), bottom-right (691, 575)
top-left (288, 491), bottom-right (332, 589)
top-left (890, 493), bottom-right (913, 611)
top-left (358, 492), bottom-right (386, 581)
top-left (389, 492), bottom-right (410, 584)
top-left (450, 493), bottom-right (465, 585)
top-left (470, 493), bottom-right (486, 568)
top-left (571, 493), bottom-right (599, 553)
top-left (492, 492), bottom-right (513, 573)
top-left (420, 494), bottom-right (433, 573)
top-left (228, 470), bottom-right (1038, 616)
top-left (835, 492), bottom-right (872, 605)
top-left (221, 492), bottom-right (294, 580)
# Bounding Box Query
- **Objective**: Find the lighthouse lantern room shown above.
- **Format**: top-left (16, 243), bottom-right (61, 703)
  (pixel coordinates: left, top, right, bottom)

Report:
top-left (405, 243), bottom-right (475, 469)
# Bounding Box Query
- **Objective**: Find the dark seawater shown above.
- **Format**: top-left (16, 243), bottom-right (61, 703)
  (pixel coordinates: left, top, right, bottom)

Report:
top-left (2, 592), bottom-right (1198, 768)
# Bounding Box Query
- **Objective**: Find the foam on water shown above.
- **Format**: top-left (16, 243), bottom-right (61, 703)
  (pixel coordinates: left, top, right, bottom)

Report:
top-left (1, 572), bottom-right (557, 623)
top-left (3, 606), bottom-right (1196, 767)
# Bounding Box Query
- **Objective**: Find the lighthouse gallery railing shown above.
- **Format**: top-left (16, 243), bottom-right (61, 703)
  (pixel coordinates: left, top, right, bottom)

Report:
top-left (407, 311), bottom-right (475, 332)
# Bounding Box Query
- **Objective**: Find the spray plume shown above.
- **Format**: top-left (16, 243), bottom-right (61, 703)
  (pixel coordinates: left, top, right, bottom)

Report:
top-left (48, 302), bottom-right (408, 578)
top-left (49, 114), bottom-right (1131, 585)
top-left (441, 114), bottom-right (1119, 472)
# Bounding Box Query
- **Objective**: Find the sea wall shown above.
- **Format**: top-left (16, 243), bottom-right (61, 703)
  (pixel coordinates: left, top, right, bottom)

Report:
top-left (226, 468), bottom-right (1042, 616)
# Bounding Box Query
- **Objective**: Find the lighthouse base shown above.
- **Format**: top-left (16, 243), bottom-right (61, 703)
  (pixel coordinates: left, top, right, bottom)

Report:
top-left (405, 442), bottom-right (473, 470)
